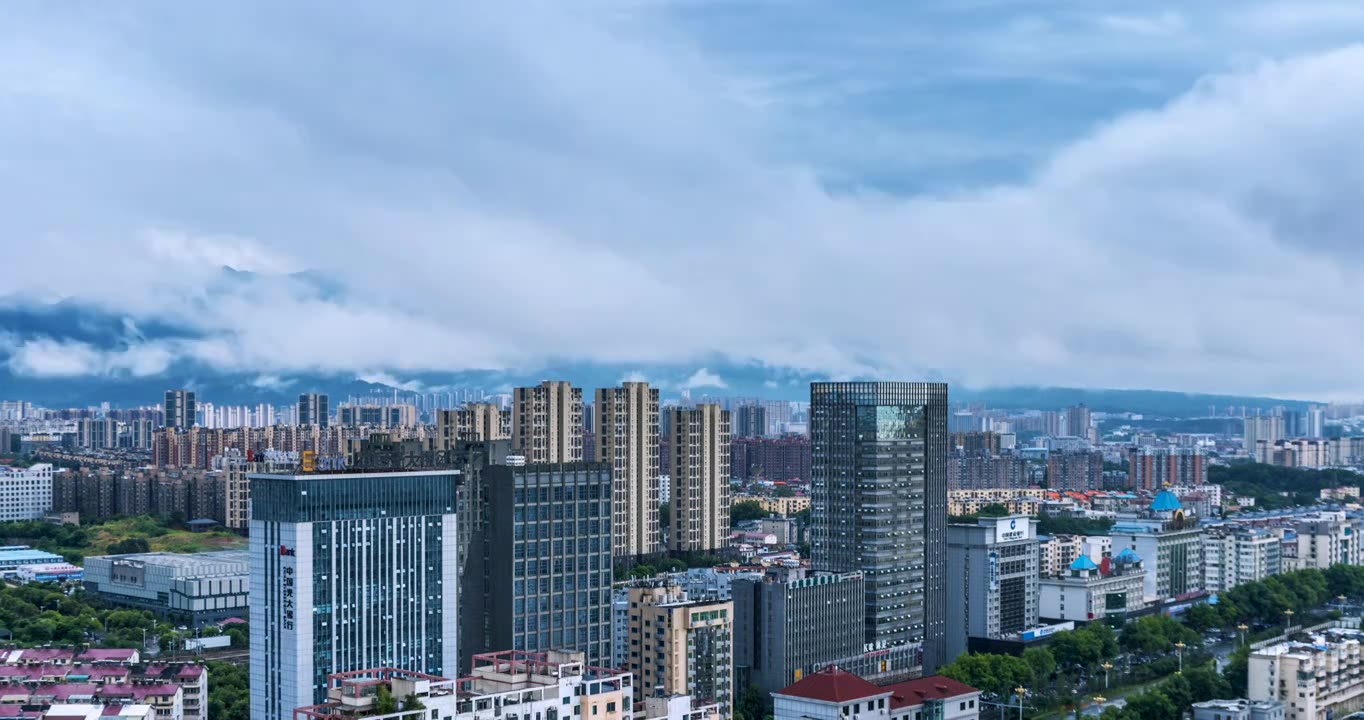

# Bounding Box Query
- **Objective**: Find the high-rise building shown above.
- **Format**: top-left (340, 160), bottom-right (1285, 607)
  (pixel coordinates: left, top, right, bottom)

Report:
top-left (732, 567), bottom-right (864, 695)
top-left (1065, 404), bottom-right (1092, 440)
top-left (249, 467), bottom-right (460, 720)
top-left (946, 516), bottom-right (1040, 658)
top-left (734, 405), bottom-right (767, 439)
top-left (436, 403), bottom-right (510, 447)
top-left (164, 390), bottom-right (196, 429)
top-left (597, 382), bottom-right (660, 560)
top-left (513, 381), bottom-right (584, 463)
top-left (810, 382), bottom-right (949, 671)
top-left (627, 582), bottom-right (734, 718)
top-left (460, 462), bottom-right (614, 671)
top-left (297, 393), bottom-right (329, 428)
top-left (1244, 416), bottom-right (1284, 456)
top-left (1045, 450), bottom-right (1104, 491)
top-left (0, 463), bottom-right (54, 521)
top-left (669, 404), bottom-right (731, 553)
top-left (1127, 447), bottom-right (1207, 491)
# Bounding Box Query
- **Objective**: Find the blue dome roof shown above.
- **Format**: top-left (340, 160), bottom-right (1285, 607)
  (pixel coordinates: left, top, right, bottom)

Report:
top-left (1070, 555), bottom-right (1099, 571)
top-left (1116, 548), bottom-right (1141, 563)
top-left (1151, 490), bottom-right (1183, 512)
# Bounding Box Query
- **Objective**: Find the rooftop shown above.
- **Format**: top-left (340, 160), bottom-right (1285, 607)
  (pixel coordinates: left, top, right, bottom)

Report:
top-left (86, 550), bottom-right (248, 576)
top-left (774, 667), bottom-right (886, 704)
top-left (886, 677), bottom-right (979, 709)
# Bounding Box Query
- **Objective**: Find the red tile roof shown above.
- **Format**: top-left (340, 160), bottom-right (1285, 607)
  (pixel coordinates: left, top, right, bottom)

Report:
top-left (885, 676), bottom-right (979, 709)
top-left (774, 667), bottom-right (886, 704)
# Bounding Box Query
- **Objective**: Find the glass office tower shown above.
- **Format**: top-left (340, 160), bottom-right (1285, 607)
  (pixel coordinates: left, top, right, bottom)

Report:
top-left (809, 382), bottom-right (948, 671)
top-left (249, 469), bottom-right (459, 720)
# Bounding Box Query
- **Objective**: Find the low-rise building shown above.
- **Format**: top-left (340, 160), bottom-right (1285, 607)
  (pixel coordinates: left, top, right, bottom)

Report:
top-left (773, 667), bottom-right (981, 720)
top-left (1109, 490), bottom-right (1204, 602)
top-left (733, 494), bottom-right (811, 517)
top-left (947, 489), bottom-right (1045, 517)
top-left (0, 650), bottom-right (207, 720)
top-left (83, 550), bottom-right (249, 626)
top-left (293, 651), bottom-right (713, 720)
top-left (1039, 549), bottom-right (1146, 623)
top-left (16, 561), bottom-right (84, 584)
top-left (0, 545), bottom-right (68, 577)
top-left (1249, 626), bottom-right (1364, 720)
top-left (1192, 699), bottom-right (1286, 720)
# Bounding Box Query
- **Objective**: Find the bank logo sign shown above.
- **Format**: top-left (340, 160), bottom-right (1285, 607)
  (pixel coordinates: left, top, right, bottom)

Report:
top-left (995, 516), bottom-right (1030, 543)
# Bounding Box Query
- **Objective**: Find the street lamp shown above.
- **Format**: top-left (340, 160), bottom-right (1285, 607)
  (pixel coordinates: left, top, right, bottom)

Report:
top-left (1015, 686), bottom-right (1027, 720)
top-left (1238, 623), bottom-right (1249, 645)
top-left (1285, 609), bottom-right (1295, 634)
top-left (1175, 641), bottom-right (1186, 674)
top-left (1101, 662), bottom-right (1113, 690)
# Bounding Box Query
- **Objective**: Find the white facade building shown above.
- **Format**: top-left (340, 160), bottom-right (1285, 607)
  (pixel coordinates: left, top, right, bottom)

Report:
top-left (1249, 626), bottom-right (1364, 720)
top-left (0, 463), bottom-right (53, 521)
top-left (250, 469), bottom-right (460, 720)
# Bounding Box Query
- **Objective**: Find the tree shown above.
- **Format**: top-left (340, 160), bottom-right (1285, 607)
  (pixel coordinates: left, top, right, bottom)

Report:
top-left (1022, 647), bottom-right (1056, 683)
top-left (1224, 644), bottom-right (1250, 696)
top-left (735, 684), bottom-right (771, 720)
top-left (404, 694), bottom-right (426, 711)
top-left (108, 537), bottom-right (151, 555)
top-left (206, 661), bottom-right (249, 720)
top-left (730, 500), bottom-right (768, 525)
top-left (658, 502), bottom-right (671, 531)
top-left (1120, 690), bottom-right (1178, 720)
top-left (1184, 665), bottom-right (1232, 704)
top-left (939, 653), bottom-right (1034, 700)
top-left (977, 503), bottom-right (1010, 517)
top-left (1182, 603), bottom-right (1223, 633)
top-left (774, 486), bottom-right (796, 498)
top-left (375, 685), bottom-right (398, 715)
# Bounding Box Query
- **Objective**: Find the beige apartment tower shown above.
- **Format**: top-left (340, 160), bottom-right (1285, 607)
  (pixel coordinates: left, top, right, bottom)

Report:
top-left (597, 382), bottom-right (660, 559)
top-left (627, 583), bottom-right (734, 719)
top-left (513, 381), bottom-right (583, 463)
top-left (669, 404), bottom-right (732, 553)
top-left (436, 403), bottom-right (511, 448)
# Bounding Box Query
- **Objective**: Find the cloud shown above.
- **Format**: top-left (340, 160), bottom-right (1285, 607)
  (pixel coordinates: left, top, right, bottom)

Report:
top-left (0, 4), bottom-right (1363, 399)
top-left (251, 374), bottom-right (295, 391)
top-left (682, 368), bottom-right (728, 390)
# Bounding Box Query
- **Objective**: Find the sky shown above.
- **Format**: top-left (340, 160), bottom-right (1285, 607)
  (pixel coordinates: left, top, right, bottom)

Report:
top-left (3, 1), bottom-right (1364, 399)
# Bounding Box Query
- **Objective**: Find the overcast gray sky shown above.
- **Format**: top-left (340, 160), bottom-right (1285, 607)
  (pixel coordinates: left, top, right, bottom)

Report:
top-left (2, 1), bottom-right (1364, 398)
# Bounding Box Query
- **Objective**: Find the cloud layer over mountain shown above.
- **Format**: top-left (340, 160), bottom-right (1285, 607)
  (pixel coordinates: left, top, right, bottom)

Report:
top-left (2, 2), bottom-right (1364, 398)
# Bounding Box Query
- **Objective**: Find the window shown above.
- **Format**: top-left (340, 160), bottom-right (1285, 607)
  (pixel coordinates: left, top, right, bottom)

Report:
top-left (960, 703), bottom-right (966, 711)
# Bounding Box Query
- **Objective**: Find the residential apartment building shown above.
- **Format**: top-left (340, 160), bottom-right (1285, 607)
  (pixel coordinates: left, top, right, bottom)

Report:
top-left (597, 382), bottom-right (660, 560)
top-left (1282, 512), bottom-right (1362, 571)
top-left (1192, 699), bottom-right (1285, 720)
top-left (947, 452), bottom-right (1028, 490)
top-left (513, 381), bottom-right (584, 463)
top-left (437, 403), bottom-right (511, 447)
top-left (810, 382), bottom-right (949, 671)
top-left (732, 493), bottom-right (811, 517)
top-left (946, 516), bottom-right (1040, 657)
top-left (1046, 450), bottom-right (1104, 491)
top-left (732, 567), bottom-right (864, 695)
top-left (731, 436), bottom-right (812, 482)
top-left (735, 405), bottom-right (767, 439)
top-left (626, 583), bottom-right (734, 718)
top-left (1039, 535), bottom-right (1110, 579)
top-left (1127, 447), bottom-right (1207, 491)
top-left (249, 467), bottom-right (460, 720)
top-left (1203, 526), bottom-right (1282, 593)
top-left (948, 488), bottom-right (1044, 517)
top-left (1249, 626), bottom-right (1364, 720)
top-left (0, 651), bottom-right (207, 720)
top-left (1245, 416), bottom-right (1284, 457)
top-left (669, 405), bottom-right (731, 553)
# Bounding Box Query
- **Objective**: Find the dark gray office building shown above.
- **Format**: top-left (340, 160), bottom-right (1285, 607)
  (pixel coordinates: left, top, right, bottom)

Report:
top-left (735, 405), bottom-right (767, 439)
top-left (810, 381), bottom-right (949, 671)
top-left (164, 389), bottom-right (196, 429)
top-left (297, 393), bottom-right (330, 428)
top-left (733, 566), bottom-right (865, 694)
top-left (461, 462), bottom-right (614, 671)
